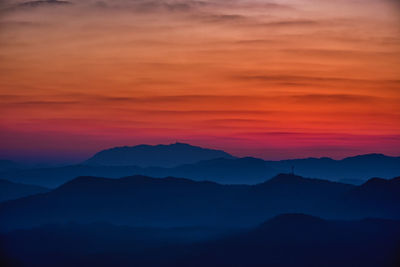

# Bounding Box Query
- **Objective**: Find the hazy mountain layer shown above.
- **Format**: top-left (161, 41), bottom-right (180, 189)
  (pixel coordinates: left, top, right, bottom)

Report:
top-left (1, 174), bottom-right (399, 231)
top-left (0, 179), bottom-right (48, 203)
top-left (1, 150), bottom-right (399, 187)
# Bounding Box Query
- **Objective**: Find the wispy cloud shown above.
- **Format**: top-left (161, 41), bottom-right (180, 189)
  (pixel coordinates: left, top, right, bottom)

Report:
top-left (234, 74), bottom-right (400, 85)
top-left (288, 94), bottom-right (379, 103)
top-left (1, 0), bottom-right (399, 161)
top-left (0, 92), bottom-right (384, 110)
top-left (261, 20), bottom-right (319, 27)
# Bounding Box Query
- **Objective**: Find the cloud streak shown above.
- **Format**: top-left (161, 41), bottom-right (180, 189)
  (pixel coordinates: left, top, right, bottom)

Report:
top-left (0, 0), bottom-right (399, 161)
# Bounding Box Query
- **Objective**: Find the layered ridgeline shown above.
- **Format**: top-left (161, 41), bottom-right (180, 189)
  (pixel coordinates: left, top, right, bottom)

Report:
top-left (1, 143), bottom-right (399, 187)
top-left (0, 174), bottom-right (399, 231)
top-left (2, 214), bottom-right (399, 267)
top-left (0, 179), bottom-right (49, 203)
top-left (0, 157), bottom-right (278, 187)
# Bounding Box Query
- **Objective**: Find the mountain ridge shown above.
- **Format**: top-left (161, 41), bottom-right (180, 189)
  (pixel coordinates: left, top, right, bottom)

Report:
top-left (1, 173), bottom-right (399, 231)
top-left (83, 142), bottom-right (236, 168)
top-left (0, 179), bottom-right (49, 203)
top-left (0, 144), bottom-right (399, 187)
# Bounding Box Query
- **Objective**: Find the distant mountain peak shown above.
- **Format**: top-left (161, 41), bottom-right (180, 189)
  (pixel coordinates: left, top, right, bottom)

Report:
top-left (83, 143), bottom-right (235, 168)
top-left (363, 177), bottom-right (387, 185)
top-left (360, 176), bottom-right (400, 188)
top-left (343, 153), bottom-right (391, 161)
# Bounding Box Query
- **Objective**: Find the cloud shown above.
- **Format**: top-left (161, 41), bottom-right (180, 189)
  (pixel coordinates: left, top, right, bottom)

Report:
top-left (1, 100), bottom-right (80, 108)
top-left (0, 92), bottom-right (384, 113)
top-left (73, 0), bottom-right (211, 13)
top-left (74, 93), bottom-right (381, 105)
top-left (143, 110), bottom-right (279, 116)
top-left (1, 0), bottom-right (211, 15)
top-left (1, 0), bottom-right (71, 13)
top-left (261, 20), bottom-right (319, 27)
top-left (288, 94), bottom-right (380, 103)
top-left (284, 48), bottom-right (400, 58)
top-left (87, 0), bottom-right (290, 13)
top-left (199, 14), bottom-right (247, 24)
top-left (18, 0), bottom-right (71, 8)
top-left (234, 74), bottom-right (400, 86)
top-left (192, 16), bottom-right (321, 28)
top-left (232, 131), bottom-right (400, 141)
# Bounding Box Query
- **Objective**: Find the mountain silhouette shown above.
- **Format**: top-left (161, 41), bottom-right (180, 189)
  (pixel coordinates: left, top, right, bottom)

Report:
top-left (256, 173), bottom-right (353, 200)
top-left (147, 157), bottom-right (279, 184)
top-left (1, 145), bottom-right (398, 187)
top-left (0, 179), bottom-right (49, 203)
top-left (268, 153), bottom-right (400, 181)
top-left (1, 174), bottom-right (399, 231)
top-left (0, 157), bottom-right (279, 187)
top-left (338, 176), bottom-right (400, 218)
top-left (0, 165), bottom-right (150, 188)
top-left (1, 215), bottom-right (399, 267)
top-left (349, 176), bottom-right (400, 200)
top-left (83, 142), bottom-right (235, 167)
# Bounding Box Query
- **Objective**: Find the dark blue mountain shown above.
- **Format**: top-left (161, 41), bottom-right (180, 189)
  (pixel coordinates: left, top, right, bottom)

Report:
top-left (147, 157), bottom-right (279, 184)
top-left (268, 153), bottom-right (400, 181)
top-left (338, 176), bottom-right (400, 218)
top-left (0, 175), bottom-right (249, 230)
top-left (0, 146), bottom-right (398, 188)
top-left (0, 179), bottom-right (49, 203)
top-left (1, 215), bottom-right (399, 267)
top-left (1, 174), bottom-right (399, 231)
top-left (0, 157), bottom-right (279, 187)
top-left (83, 142), bottom-right (236, 167)
top-left (348, 176), bottom-right (400, 201)
top-left (0, 165), bottom-right (149, 188)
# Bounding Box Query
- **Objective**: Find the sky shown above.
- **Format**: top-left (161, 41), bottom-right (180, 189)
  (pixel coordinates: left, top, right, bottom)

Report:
top-left (0, 0), bottom-right (400, 163)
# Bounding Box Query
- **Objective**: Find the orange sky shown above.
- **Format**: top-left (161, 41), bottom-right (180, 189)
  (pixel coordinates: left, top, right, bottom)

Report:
top-left (0, 0), bottom-right (400, 163)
